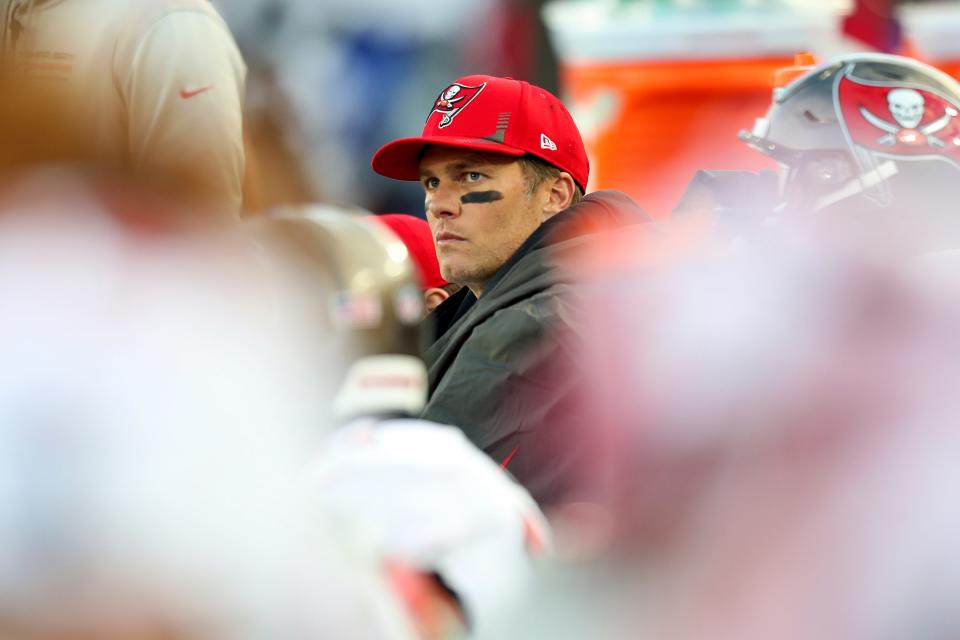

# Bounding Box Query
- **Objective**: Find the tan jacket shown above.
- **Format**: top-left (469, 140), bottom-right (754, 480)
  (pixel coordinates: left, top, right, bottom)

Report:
top-left (3, 0), bottom-right (246, 216)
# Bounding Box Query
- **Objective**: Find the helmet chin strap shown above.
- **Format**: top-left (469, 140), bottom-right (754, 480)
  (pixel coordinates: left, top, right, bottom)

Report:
top-left (813, 160), bottom-right (898, 212)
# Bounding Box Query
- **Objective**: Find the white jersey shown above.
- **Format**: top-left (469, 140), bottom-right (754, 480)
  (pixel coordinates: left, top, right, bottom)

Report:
top-left (308, 417), bottom-right (551, 637)
top-left (3, 0), bottom-right (246, 216)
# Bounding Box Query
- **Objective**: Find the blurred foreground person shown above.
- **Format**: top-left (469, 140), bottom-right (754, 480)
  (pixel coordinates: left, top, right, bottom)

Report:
top-left (0, 0), bottom-right (246, 216)
top-left (486, 230), bottom-right (960, 639)
top-left (679, 53), bottom-right (960, 255)
top-left (372, 74), bottom-right (650, 508)
top-left (247, 207), bottom-right (550, 639)
top-left (374, 213), bottom-right (458, 313)
top-left (0, 178), bottom-right (417, 638)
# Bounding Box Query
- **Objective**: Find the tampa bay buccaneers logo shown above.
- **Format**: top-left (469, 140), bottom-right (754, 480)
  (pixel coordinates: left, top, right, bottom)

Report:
top-left (838, 74), bottom-right (960, 163)
top-left (429, 82), bottom-right (486, 128)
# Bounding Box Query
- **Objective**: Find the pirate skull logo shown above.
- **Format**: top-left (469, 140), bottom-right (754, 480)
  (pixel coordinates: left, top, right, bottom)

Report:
top-left (888, 88), bottom-right (925, 129)
top-left (859, 87), bottom-right (952, 148)
top-left (437, 85), bottom-right (461, 110)
top-left (429, 82), bottom-right (486, 129)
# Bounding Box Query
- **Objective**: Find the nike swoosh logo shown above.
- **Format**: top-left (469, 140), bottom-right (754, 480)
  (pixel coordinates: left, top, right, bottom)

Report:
top-left (179, 86), bottom-right (213, 99)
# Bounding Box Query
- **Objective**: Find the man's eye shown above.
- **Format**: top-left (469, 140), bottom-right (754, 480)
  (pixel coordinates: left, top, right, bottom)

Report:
top-left (465, 172), bottom-right (483, 183)
top-left (424, 177), bottom-right (440, 190)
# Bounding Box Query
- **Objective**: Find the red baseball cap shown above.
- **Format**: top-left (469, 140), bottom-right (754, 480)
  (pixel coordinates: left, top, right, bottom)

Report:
top-left (373, 213), bottom-right (448, 290)
top-left (371, 75), bottom-right (589, 191)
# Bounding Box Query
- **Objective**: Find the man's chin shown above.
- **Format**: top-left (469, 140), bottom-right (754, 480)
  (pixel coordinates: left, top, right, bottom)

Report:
top-left (440, 259), bottom-right (498, 290)
top-left (439, 266), bottom-right (480, 290)
top-left (438, 263), bottom-right (466, 285)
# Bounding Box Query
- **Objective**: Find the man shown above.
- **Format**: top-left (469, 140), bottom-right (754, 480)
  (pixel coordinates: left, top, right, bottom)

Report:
top-left (1, 0), bottom-right (246, 217)
top-left (371, 74), bottom-right (649, 507)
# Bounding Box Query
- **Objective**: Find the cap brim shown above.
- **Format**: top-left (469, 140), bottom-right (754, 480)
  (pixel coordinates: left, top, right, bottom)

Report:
top-left (372, 136), bottom-right (526, 182)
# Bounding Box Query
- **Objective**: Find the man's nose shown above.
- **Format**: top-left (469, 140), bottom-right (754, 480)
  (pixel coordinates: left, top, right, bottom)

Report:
top-left (426, 185), bottom-right (461, 220)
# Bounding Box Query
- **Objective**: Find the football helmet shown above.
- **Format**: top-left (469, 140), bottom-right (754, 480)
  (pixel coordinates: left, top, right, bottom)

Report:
top-left (740, 53), bottom-right (960, 223)
top-left (245, 205), bottom-right (427, 419)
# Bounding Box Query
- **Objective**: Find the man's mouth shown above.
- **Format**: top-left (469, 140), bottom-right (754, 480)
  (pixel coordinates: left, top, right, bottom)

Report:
top-left (436, 231), bottom-right (466, 245)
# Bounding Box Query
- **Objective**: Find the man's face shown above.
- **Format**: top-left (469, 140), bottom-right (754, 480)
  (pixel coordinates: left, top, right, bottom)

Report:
top-left (419, 147), bottom-right (544, 296)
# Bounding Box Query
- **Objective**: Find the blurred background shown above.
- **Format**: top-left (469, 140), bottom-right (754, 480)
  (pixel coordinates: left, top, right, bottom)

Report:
top-left (227, 0), bottom-right (960, 217)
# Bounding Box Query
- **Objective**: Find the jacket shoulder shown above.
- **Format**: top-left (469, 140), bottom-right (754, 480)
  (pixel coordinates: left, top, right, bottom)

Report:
top-left (470, 284), bottom-right (574, 358)
top-left (111, 0), bottom-right (232, 56)
top-left (421, 282), bottom-right (584, 452)
top-left (100, 0), bottom-right (227, 26)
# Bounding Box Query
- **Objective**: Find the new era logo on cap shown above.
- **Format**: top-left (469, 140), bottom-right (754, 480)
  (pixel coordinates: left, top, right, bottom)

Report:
top-left (371, 74), bottom-right (590, 190)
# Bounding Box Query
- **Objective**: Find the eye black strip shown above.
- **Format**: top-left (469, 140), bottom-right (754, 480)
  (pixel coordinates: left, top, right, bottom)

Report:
top-left (460, 191), bottom-right (504, 205)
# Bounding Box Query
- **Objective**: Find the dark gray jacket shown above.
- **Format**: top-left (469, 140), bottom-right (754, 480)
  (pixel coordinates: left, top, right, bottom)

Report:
top-left (422, 190), bottom-right (650, 507)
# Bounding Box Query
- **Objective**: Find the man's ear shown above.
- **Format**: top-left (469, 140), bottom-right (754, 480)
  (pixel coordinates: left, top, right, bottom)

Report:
top-left (424, 287), bottom-right (450, 313)
top-left (541, 172), bottom-right (577, 222)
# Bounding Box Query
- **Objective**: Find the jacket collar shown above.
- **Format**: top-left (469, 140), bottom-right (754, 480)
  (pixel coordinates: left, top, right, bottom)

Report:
top-left (429, 190), bottom-right (651, 340)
